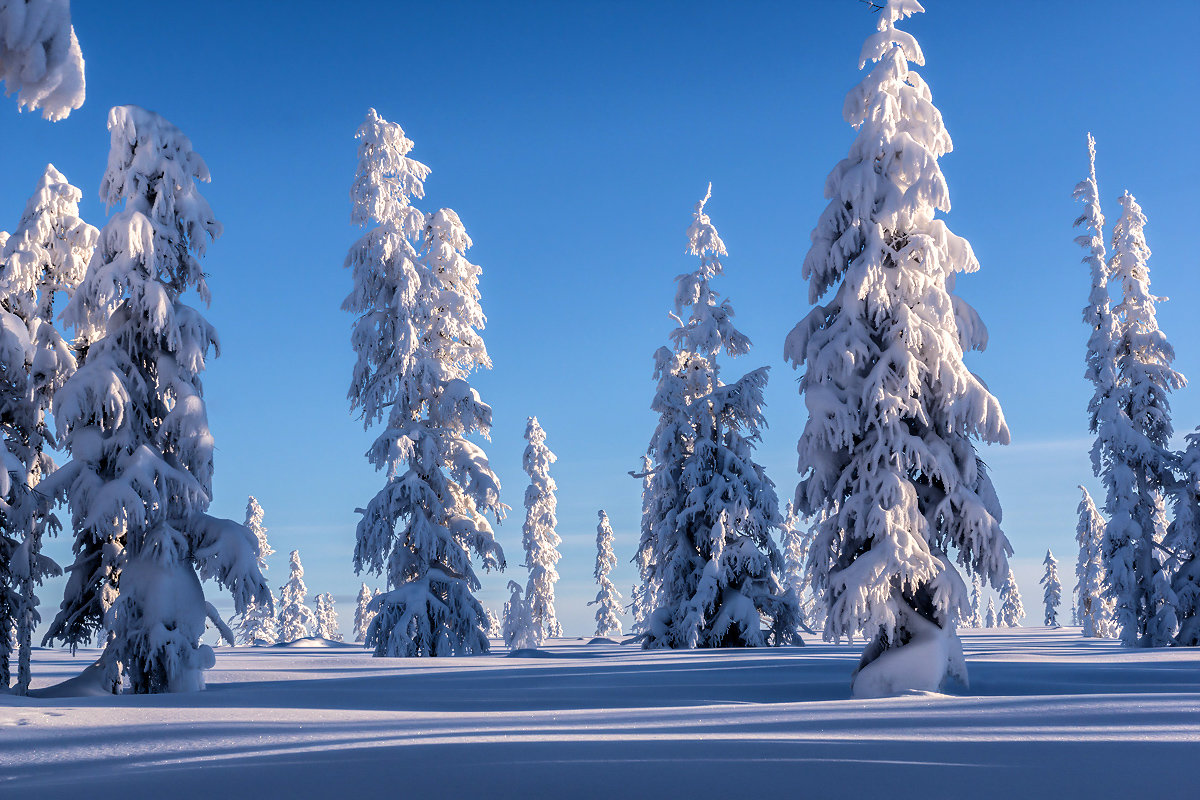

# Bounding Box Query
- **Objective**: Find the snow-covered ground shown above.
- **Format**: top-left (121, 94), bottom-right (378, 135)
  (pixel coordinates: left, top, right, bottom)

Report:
top-left (2, 628), bottom-right (1198, 798)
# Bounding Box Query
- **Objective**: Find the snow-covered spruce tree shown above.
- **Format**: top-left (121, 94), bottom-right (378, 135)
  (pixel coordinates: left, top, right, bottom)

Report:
top-left (1075, 486), bottom-right (1110, 637)
top-left (502, 580), bottom-right (538, 650)
top-left (345, 108), bottom-right (505, 658)
top-left (641, 187), bottom-right (798, 650)
top-left (783, 0), bottom-right (1010, 696)
top-left (352, 583), bottom-right (375, 643)
top-left (1041, 550), bottom-right (1062, 627)
top-left (1100, 191), bottom-right (1184, 648)
top-left (41, 107), bottom-right (269, 693)
top-left (485, 607), bottom-right (502, 639)
top-left (277, 550), bottom-right (316, 642)
top-left (314, 592), bottom-right (342, 641)
top-left (1167, 432), bottom-right (1200, 645)
top-left (966, 574), bottom-right (982, 629)
top-left (521, 416), bottom-right (562, 642)
top-left (0, 0), bottom-right (84, 120)
top-left (591, 510), bottom-right (623, 638)
top-left (780, 503), bottom-right (819, 633)
top-left (630, 455), bottom-right (655, 635)
top-left (0, 164), bottom-right (95, 693)
top-left (236, 495), bottom-right (277, 646)
top-left (984, 598), bottom-right (996, 628)
top-left (998, 569), bottom-right (1024, 628)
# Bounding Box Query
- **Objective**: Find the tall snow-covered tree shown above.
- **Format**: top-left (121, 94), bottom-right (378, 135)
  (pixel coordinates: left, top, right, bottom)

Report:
top-left (782, 0), bottom-right (1010, 696)
top-left (985, 598), bottom-right (996, 629)
top-left (314, 592), bottom-right (342, 641)
top-left (1075, 486), bottom-right (1110, 638)
top-left (277, 550), bottom-right (316, 642)
top-left (591, 510), bottom-right (623, 638)
top-left (998, 569), bottom-right (1024, 628)
top-left (352, 583), bottom-right (375, 643)
top-left (1101, 191), bottom-right (1183, 648)
top-left (1167, 432), bottom-right (1200, 645)
top-left (641, 186), bottom-right (798, 650)
top-left (521, 416), bottom-right (562, 643)
top-left (0, 0), bottom-right (84, 120)
top-left (41, 107), bottom-right (269, 693)
top-left (345, 108), bottom-right (505, 658)
top-left (0, 164), bottom-right (95, 694)
top-left (1041, 550), bottom-right (1062, 627)
top-left (236, 496), bottom-right (277, 646)
top-left (966, 574), bottom-right (982, 629)
top-left (502, 580), bottom-right (538, 650)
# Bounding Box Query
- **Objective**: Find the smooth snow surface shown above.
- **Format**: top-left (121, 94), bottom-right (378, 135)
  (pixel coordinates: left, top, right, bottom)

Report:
top-left (2, 628), bottom-right (1198, 798)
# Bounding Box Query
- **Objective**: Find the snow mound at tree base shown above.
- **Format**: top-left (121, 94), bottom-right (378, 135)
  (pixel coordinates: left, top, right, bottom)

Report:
top-left (272, 637), bottom-right (360, 649)
top-left (29, 662), bottom-right (115, 698)
top-left (851, 624), bottom-right (967, 699)
top-left (587, 637), bottom-right (620, 645)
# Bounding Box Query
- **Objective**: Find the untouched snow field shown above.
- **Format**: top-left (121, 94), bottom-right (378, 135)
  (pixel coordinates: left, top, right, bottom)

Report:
top-left (2, 627), bottom-right (1198, 799)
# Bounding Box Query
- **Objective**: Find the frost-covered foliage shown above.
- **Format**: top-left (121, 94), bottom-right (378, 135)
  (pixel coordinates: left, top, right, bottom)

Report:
top-left (0, 164), bottom-right (94, 693)
top-left (1075, 486), bottom-right (1111, 638)
top-left (277, 550), bottom-right (315, 643)
top-left (1101, 192), bottom-right (1183, 648)
top-left (1166, 432), bottom-right (1200, 645)
top-left (314, 592), bottom-right (342, 641)
top-left (1041, 550), bottom-right (1062, 627)
top-left (783, 0), bottom-right (1009, 697)
top-left (965, 575), bottom-right (982, 629)
top-left (40, 107), bottom-right (268, 693)
top-left (236, 496), bottom-right (276, 646)
top-left (352, 583), bottom-right (376, 643)
top-left (591, 510), bottom-right (623, 638)
top-left (485, 606), bottom-right (502, 639)
top-left (0, 0), bottom-right (84, 120)
top-left (985, 598), bottom-right (996, 628)
top-left (344, 108), bottom-right (505, 658)
top-left (780, 503), bottom-right (820, 633)
top-left (502, 580), bottom-right (538, 650)
top-left (640, 187), bottom-right (798, 650)
top-left (521, 417), bottom-right (561, 643)
top-left (998, 570), bottom-right (1024, 628)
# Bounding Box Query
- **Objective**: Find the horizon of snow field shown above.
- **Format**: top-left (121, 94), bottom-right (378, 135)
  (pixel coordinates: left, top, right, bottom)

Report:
top-left (3, 0), bottom-right (1199, 641)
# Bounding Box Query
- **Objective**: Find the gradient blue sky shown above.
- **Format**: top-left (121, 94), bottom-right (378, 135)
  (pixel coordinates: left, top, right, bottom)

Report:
top-left (4, 1), bottom-right (1198, 637)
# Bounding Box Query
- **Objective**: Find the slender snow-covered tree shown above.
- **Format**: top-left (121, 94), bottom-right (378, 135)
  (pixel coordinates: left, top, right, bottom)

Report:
top-left (521, 416), bottom-right (562, 643)
top-left (966, 575), bottom-right (982, 629)
top-left (502, 580), bottom-right (538, 650)
top-left (985, 598), bottom-right (996, 628)
top-left (1101, 191), bottom-right (1183, 648)
top-left (630, 455), bottom-right (655, 635)
top-left (0, 0), bottom-right (85, 120)
top-left (485, 607), bottom-right (502, 639)
top-left (352, 583), bottom-right (375, 643)
top-left (591, 510), bottom-right (623, 638)
top-left (345, 108), bottom-right (505, 658)
top-left (1168, 432), bottom-right (1200, 645)
top-left (780, 503), bottom-right (819, 633)
top-left (0, 164), bottom-right (95, 694)
top-left (1041, 550), bottom-right (1062, 627)
top-left (41, 107), bottom-right (269, 693)
top-left (277, 550), bottom-right (316, 642)
top-left (998, 570), bottom-right (1024, 628)
top-left (314, 592), bottom-right (342, 641)
top-left (783, 0), bottom-right (1010, 696)
top-left (236, 496), bottom-right (277, 646)
top-left (641, 186), bottom-right (798, 650)
top-left (1075, 486), bottom-right (1110, 638)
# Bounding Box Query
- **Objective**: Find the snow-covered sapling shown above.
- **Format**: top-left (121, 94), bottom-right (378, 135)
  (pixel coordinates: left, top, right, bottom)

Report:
top-left (345, 109), bottom-right (505, 657)
top-left (1041, 550), bottom-right (1062, 627)
top-left (591, 510), bottom-right (623, 638)
top-left (485, 607), bottom-right (502, 640)
top-left (0, 0), bottom-right (85, 120)
top-left (783, 0), bottom-right (1010, 696)
top-left (521, 416), bottom-right (562, 643)
top-left (277, 550), bottom-right (316, 642)
top-left (985, 599), bottom-right (996, 629)
top-left (352, 583), bottom-right (376, 643)
top-left (314, 592), bottom-right (342, 641)
top-left (1075, 486), bottom-right (1110, 638)
top-left (999, 570), bottom-right (1024, 628)
top-left (41, 107), bottom-right (269, 693)
top-left (236, 496), bottom-right (277, 646)
top-left (502, 580), bottom-right (538, 650)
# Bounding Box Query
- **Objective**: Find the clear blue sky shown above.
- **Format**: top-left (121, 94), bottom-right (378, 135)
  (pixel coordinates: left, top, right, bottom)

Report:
top-left (4, 0), bottom-right (1198, 637)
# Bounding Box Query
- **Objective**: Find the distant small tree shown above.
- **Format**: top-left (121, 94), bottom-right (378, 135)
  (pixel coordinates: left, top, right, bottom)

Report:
top-left (502, 580), bottom-right (538, 650)
top-left (999, 570), bottom-right (1025, 628)
top-left (590, 510), bottom-right (623, 637)
top-left (352, 583), bottom-right (375, 643)
top-left (966, 575), bottom-right (982, 629)
top-left (985, 599), bottom-right (996, 629)
top-left (485, 607), bottom-right (502, 639)
top-left (521, 417), bottom-right (562, 643)
top-left (1041, 550), bottom-right (1062, 627)
top-left (277, 550), bottom-right (316, 642)
top-left (314, 592), bottom-right (342, 641)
